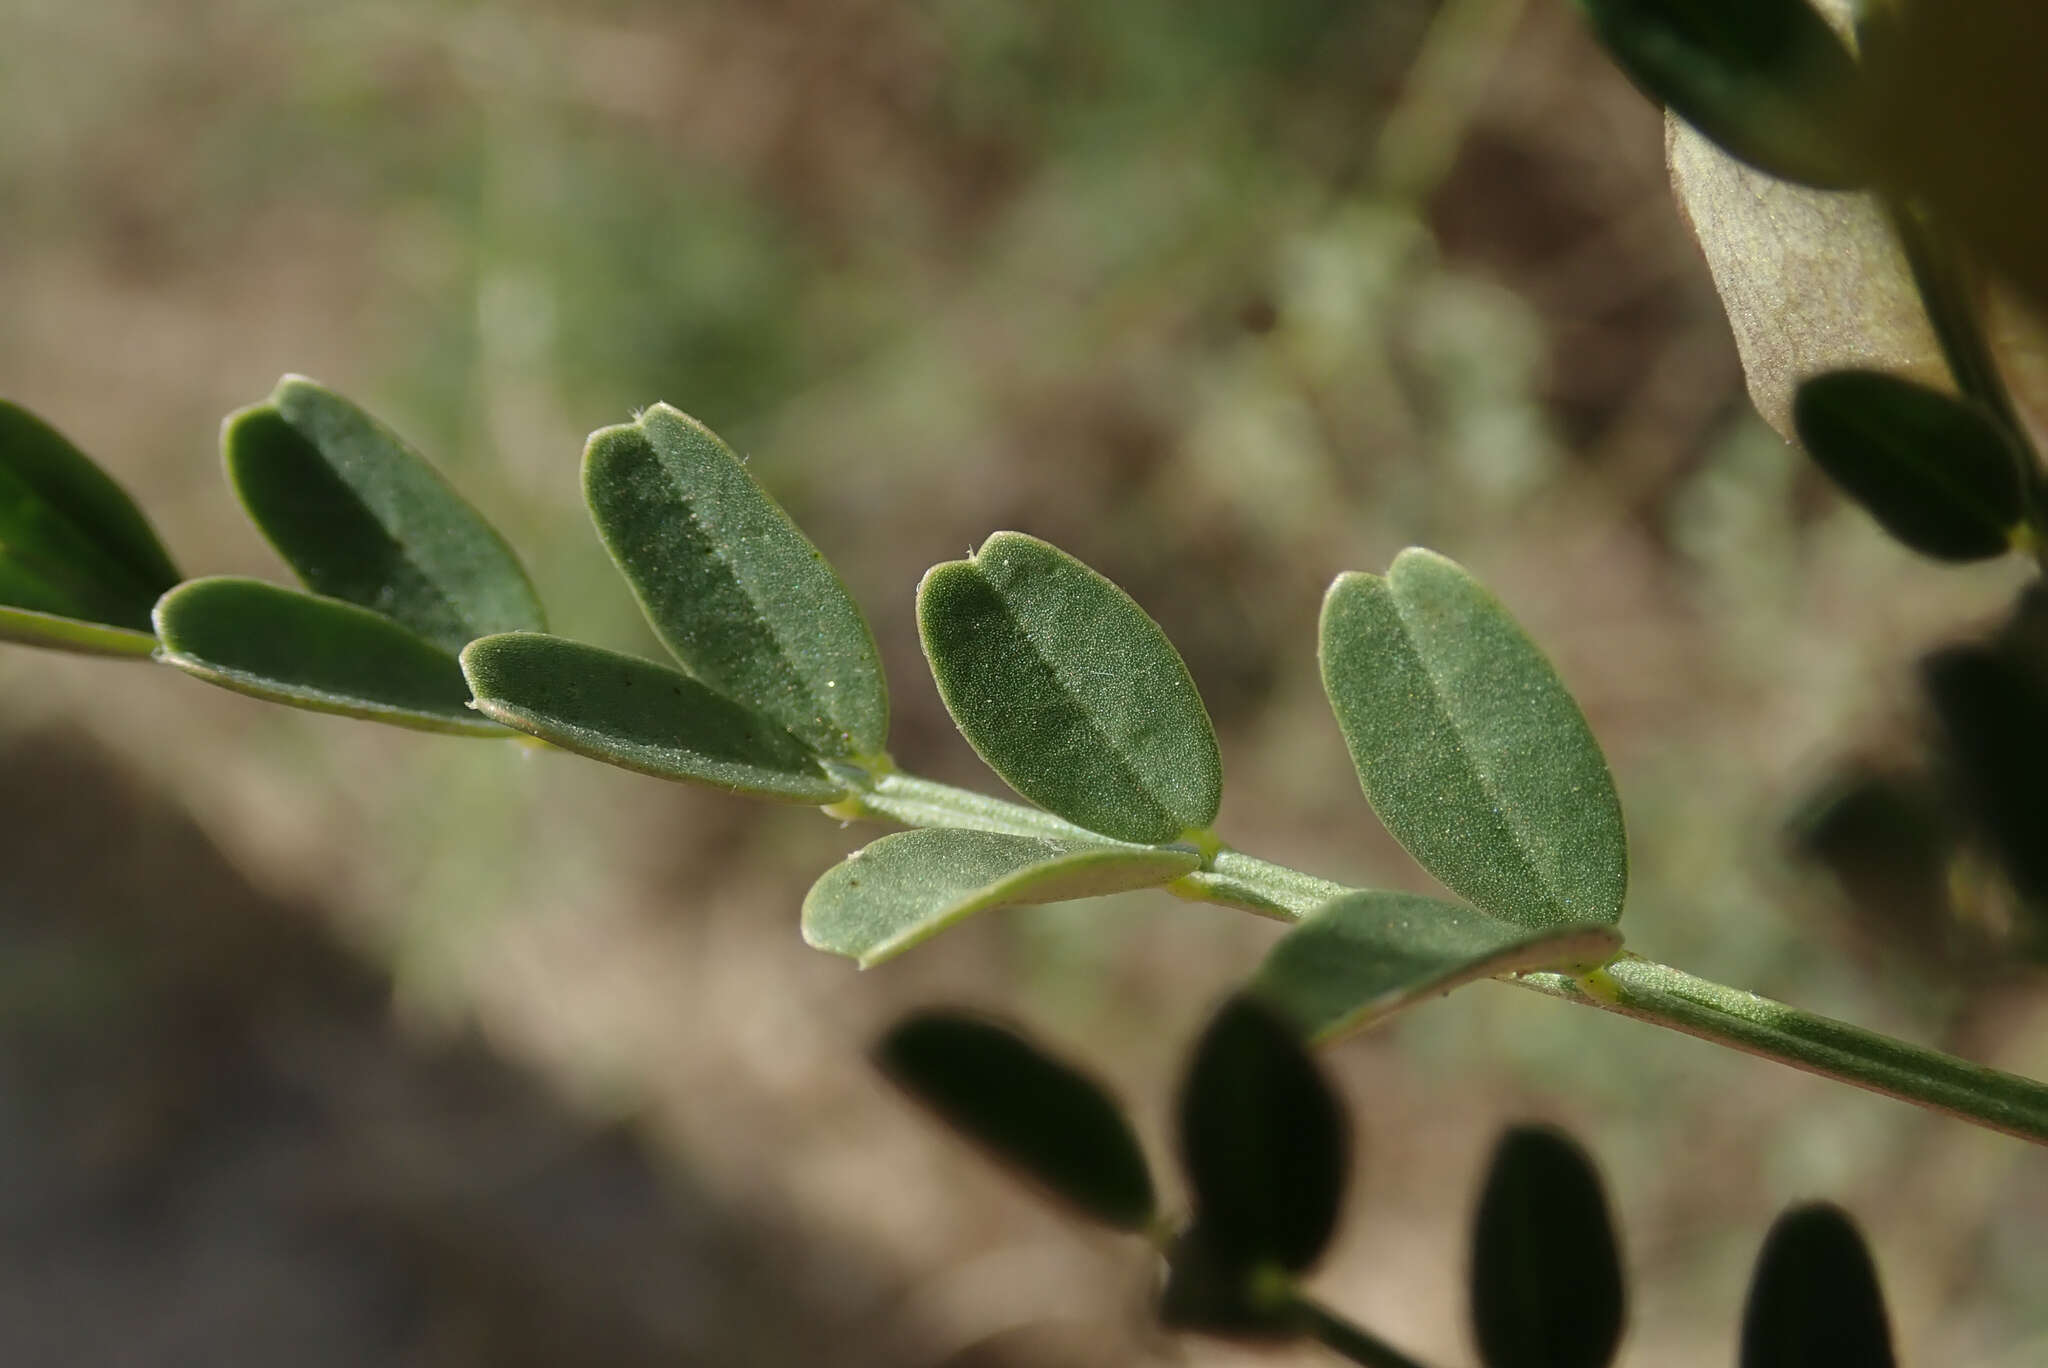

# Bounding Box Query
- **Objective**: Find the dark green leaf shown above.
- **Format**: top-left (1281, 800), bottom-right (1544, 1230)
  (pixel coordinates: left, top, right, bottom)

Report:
top-left (582, 404), bottom-right (886, 760)
top-left (154, 577), bottom-right (503, 736)
top-left (1793, 370), bottom-right (2027, 562)
top-left (1740, 1203), bottom-right (1894, 1368)
top-left (461, 631), bottom-right (841, 802)
top-left (1788, 771), bottom-right (1956, 957)
top-left (1319, 551), bottom-right (1627, 931)
top-left (1575, 0), bottom-right (1866, 188)
top-left (1254, 893), bottom-right (1621, 1042)
top-left (1157, 1227), bottom-right (1299, 1342)
top-left (1471, 1126), bottom-right (1625, 1368)
top-left (1178, 995), bottom-right (1346, 1275)
top-left (918, 532), bottom-right (1221, 845)
top-left (803, 828), bottom-right (1198, 967)
top-left (877, 1011), bottom-right (1155, 1231)
top-left (0, 399), bottom-right (179, 638)
top-left (223, 375), bottom-right (546, 655)
top-left (1924, 642), bottom-right (2048, 907)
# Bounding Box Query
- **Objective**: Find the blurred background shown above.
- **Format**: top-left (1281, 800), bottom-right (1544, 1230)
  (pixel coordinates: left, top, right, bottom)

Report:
top-left (1, 0), bottom-right (2044, 1363)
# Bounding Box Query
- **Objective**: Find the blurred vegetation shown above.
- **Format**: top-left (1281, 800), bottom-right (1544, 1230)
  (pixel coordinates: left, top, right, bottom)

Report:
top-left (1, 0), bottom-right (2044, 1364)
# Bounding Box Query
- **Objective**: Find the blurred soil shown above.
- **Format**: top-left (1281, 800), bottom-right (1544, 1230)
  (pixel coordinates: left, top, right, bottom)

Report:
top-left (0, 730), bottom-right (967, 1367)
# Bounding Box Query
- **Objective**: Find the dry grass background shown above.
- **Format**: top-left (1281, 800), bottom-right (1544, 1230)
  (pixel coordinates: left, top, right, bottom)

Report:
top-left (1, 0), bottom-right (2044, 1363)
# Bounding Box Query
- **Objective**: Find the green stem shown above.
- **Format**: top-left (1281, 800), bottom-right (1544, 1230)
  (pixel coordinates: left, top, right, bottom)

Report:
top-left (838, 771), bottom-right (1350, 919)
top-left (829, 771), bottom-right (2048, 1145)
top-left (1286, 1296), bottom-right (1438, 1368)
top-left (1889, 200), bottom-right (2025, 440)
top-left (1887, 198), bottom-right (2048, 547)
top-left (1371, 0), bottom-right (1527, 202)
top-left (1172, 850), bottom-right (1352, 922)
top-left (836, 770), bottom-right (1110, 841)
top-left (1518, 955), bottom-right (2048, 1144)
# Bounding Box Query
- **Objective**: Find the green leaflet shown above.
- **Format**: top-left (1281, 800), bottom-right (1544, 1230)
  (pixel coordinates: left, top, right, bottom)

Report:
top-left (461, 632), bottom-right (841, 803)
top-left (1793, 369), bottom-right (2027, 562)
top-left (1320, 551), bottom-right (1628, 931)
top-left (154, 577), bottom-right (504, 736)
top-left (1470, 1127), bottom-right (1626, 1368)
top-left (0, 400), bottom-right (180, 641)
top-left (803, 828), bottom-right (1197, 966)
top-left (1253, 893), bottom-right (1621, 1042)
top-left (582, 404), bottom-right (886, 759)
top-left (1175, 995), bottom-right (1347, 1278)
top-left (917, 532), bottom-right (1222, 845)
top-left (1574, 0), bottom-right (1866, 189)
top-left (877, 1010), bottom-right (1156, 1232)
top-left (223, 376), bottom-right (546, 655)
top-left (1740, 1204), bottom-right (1895, 1368)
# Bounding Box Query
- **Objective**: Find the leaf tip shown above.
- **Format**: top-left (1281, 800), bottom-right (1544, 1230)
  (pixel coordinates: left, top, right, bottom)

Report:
top-left (456, 631), bottom-right (519, 694)
top-left (796, 908), bottom-right (840, 957)
top-left (263, 374), bottom-right (347, 430)
top-left (914, 555), bottom-right (978, 606)
top-left (1320, 569), bottom-right (1383, 602)
top-left (635, 399), bottom-right (688, 425)
top-left (219, 397), bottom-right (277, 440)
top-left (626, 401), bottom-right (722, 452)
top-left (1386, 545), bottom-right (1459, 584)
top-left (149, 579), bottom-right (188, 640)
top-left (582, 402), bottom-right (721, 490)
top-left (971, 529), bottom-right (1037, 561)
top-left (582, 414), bottom-right (647, 457)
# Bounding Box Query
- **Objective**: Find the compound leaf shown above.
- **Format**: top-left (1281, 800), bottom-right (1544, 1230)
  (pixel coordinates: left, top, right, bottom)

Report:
top-left (1740, 1204), bottom-right (1894, 1368)
top-left (583, 404), bottom-right (886, 759)
top-left (1471, 1126), bottom-right (1626, 1368)
top-left (1793, 369), bottom-right (2027, 562)
top-left (154, 577), bottom-right (503, 736)
top-left (0, 400), bottom-right (179, 643)
top-left (462, 631), bottom-right (841, 802)
top-left (1320, 551), bottom-right (1628, 931)
top-left (878, 1010), bottom-right (1156, 1232)
top-left (224, 376), bottom-right (545, 655)
top-left (918, 532), bottom-right (1221, 845)
top-left (1575, 0), bottom-right (1866, 188)
top-left (803, 828), bottom-right (1196, 966)
top-left (1178, 995), bottom-right (1346, 1276)
top-left (1253, 893), bottom-right (1621, 1042)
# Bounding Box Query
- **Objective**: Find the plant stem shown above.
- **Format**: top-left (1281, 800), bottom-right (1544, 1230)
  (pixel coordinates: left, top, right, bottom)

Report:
top-left (1286, 1296), bottom-right (1438, 1368)
top-left (830, 770), bottom-right (2048, 1145)
top-left (1887, 199), bottom-right (2048, 550)
top-left (835, 770), bottom-right (1110, 841)
top-left (838, 771), bottom-right (1350, 918)
top-left (1517, 955), bottom-right (2048, 1144)
top-left (1372, 0), bottom-right (1527, 201)
top-left (1889, 201), bottom-right (2026, 442)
